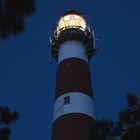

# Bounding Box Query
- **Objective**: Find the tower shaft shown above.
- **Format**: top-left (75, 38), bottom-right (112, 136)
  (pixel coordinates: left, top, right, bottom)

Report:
top-left (52, 40), bottom-right (95, 140)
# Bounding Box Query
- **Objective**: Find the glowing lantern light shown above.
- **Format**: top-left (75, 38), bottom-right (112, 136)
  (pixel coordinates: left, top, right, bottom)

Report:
top-left (56, 14), bottom-right (87, 35)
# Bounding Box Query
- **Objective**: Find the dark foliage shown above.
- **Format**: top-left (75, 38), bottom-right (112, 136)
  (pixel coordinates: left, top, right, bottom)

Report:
top-left (0, 106), bottom-right (18, 124)
top-left (0, 0), bottom-right (35, 39)
top-left (126, 92), bottom-right (138, 106)
top-left (90, 93), bottom-right (140, 140)
top-left (0, 127), bottom-right (11, 140)
top-left (90, 120), bottom-right (113, 140)
top-left (0, 106), bottom-right (18, 140)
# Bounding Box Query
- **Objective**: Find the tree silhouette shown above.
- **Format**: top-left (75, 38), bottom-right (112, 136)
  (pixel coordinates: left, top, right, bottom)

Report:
top-left (0, 106), bottom-right (18, 140)
top-left (0, 0), bottom-right (35, 39)
top-left (90, 93), bottom-right (140, 140)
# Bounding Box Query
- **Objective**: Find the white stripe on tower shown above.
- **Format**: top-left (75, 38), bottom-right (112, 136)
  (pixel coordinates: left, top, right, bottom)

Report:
top-left (53, 92), bottom-right (95, 122)
top-left (58, 40), bottom-right (88, 64)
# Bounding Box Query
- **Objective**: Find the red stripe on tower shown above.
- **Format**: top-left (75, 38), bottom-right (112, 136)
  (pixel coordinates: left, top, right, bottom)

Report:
top-left (50, 10), bottom-right (95, 140)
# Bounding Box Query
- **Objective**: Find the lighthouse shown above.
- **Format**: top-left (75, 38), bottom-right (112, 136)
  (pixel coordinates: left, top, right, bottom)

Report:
top-left (50, 10), bottom-right (95, 140)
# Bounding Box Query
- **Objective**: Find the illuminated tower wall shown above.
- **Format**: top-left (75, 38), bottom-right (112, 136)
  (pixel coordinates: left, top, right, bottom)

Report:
top-left (51, 11), bottom-right (95, 140)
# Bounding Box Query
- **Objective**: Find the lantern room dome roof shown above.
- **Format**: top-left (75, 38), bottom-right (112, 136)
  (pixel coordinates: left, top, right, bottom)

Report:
top-left (63, 10), bottom-right (82, 16)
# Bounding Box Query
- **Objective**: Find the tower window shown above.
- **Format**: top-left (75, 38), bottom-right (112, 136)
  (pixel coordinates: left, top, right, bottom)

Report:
top-left (63, 96), bottom-right (70, 105)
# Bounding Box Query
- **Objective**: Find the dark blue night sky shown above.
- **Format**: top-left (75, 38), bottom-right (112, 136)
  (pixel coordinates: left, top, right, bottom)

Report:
top-left (0, 0), bottom-right (140, 140)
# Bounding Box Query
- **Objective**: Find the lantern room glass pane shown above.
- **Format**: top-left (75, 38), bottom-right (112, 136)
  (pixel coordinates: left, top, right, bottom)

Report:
top-left (57, 14), bottom-right (87, 33)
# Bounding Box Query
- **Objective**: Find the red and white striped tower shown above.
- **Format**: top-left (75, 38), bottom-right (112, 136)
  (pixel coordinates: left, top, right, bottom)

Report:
top-left (50, 10), bottom-right (95, 140)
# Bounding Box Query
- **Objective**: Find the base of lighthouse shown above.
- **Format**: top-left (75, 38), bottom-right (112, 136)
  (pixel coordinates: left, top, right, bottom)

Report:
top-left (52, 92), bottom-right (95, 140)
top-left (52, 113), bottom-right (94, 140)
